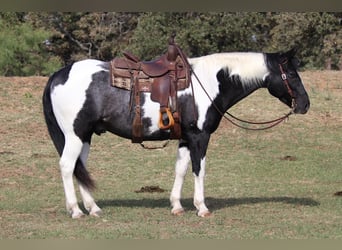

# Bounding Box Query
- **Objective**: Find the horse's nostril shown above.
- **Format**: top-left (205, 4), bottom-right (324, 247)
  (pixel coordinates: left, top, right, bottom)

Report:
top-left (300, 102), bottom-right (310, 114)
top-left (305, 102), bottom-right (310, 111)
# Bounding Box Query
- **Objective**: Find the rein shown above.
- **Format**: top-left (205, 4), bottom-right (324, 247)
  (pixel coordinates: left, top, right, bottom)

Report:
top-left (223, 110), bottom-right (293, 130)
top-left (190, 63), bottom-right (295, 131)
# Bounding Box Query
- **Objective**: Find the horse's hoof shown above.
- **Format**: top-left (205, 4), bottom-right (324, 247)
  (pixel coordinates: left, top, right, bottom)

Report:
top-left (171, 208), bottom-right (185, 216)
top-left (90, 209), bottom-right (102, 217)
top-left (71, 211), bottom-right (85, 219)
top-left (197, 210), bottom-right (212, 218)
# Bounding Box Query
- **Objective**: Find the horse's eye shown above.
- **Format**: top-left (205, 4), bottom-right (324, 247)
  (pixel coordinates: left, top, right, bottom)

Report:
top-left (288, 71), bottom-right (298, 79)
top-left (291, 58), bottom-right (300, 68)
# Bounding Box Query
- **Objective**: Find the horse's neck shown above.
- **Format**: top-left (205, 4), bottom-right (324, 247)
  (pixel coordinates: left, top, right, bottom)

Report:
top-left (212, 66), bottom-right (266, 111)
top-left (225, 80), bottom-right (264, 111)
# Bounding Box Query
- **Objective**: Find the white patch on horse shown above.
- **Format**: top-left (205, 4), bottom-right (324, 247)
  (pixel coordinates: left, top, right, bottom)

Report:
top-left (142, 92), bottom-right (161, 134)
top-left (179, 57), bottom-right (221, 130)
top-left (51, 59), bottom-right (106, 134)
top-left (215, 52), bottom-right (269, 85)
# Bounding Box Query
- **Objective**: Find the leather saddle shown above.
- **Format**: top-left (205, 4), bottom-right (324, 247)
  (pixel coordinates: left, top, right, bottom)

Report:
top-left (110, 35), bottom-right (191, 143)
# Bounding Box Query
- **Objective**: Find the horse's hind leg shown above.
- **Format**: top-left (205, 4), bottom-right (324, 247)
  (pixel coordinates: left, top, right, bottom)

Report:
top-left (78, 142), bottom-right (102, 217)
top-left (60, 134), bottom-right (85, 218)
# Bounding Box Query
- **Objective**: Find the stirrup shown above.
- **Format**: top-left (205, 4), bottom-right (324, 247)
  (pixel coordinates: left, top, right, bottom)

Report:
top-left (158, 108), bottom-right (174, 130)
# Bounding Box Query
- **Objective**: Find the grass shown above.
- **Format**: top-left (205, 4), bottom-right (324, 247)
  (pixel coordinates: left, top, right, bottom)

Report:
top-left (0, 71), bottom-right (341, 239)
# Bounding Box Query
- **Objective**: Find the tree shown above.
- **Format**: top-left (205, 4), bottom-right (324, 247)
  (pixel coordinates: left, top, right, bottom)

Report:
top-left (126, 12), bottom-right (271, 59)
top-left (0, 12), bottom-right (62, 76)
top-left (267, 12), bottom-right (341, 69)
top-left (1, 12), bottom-right (340, 75)
top-left (128, 12), bottom-right (341, 69)
top-left (26, 12), bottom-right (141, 65)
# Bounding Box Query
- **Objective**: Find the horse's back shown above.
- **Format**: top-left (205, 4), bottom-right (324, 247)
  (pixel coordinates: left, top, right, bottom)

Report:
top-left (53, 59), bottom-right (107, 83)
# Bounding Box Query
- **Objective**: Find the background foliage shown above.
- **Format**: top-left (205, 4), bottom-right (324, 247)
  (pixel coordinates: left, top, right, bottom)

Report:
top-left (0, 12), bottom-right (341, 76)
top-left (0, 12), bottom-right (62, 76)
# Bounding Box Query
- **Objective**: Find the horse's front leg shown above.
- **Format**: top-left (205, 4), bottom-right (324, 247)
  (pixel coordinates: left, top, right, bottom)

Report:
top-left (189, 133), bottom-right (211, 217)
top-left (170, 134), bottom-right (211, 217)
top-left (170, 140), bottom-right (190, 215)
top-left (193, 156), bottom-right (211, 217)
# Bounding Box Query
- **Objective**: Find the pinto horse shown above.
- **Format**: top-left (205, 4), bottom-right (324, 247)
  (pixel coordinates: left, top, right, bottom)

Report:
top-left (42, 49), bottom-right (310, 218)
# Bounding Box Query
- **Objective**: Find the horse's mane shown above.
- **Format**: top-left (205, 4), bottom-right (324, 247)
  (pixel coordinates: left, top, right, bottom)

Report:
top-left (264, 52), bottom-right (283, 73)
top-left (190, 52), bottom-right (269, 90)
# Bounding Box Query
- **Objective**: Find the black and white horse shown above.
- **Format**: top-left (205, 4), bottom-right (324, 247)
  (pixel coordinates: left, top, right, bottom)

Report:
top-left (43, 49), bottom-right (310, 218)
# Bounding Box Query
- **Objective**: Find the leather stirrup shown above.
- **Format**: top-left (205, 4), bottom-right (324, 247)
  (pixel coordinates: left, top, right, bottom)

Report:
top-left (158, 107), bottom-right (174, 130)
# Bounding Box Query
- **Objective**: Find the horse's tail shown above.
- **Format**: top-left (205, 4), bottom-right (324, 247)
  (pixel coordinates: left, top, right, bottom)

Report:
top-left (42, 71), bottom-right (95, 190)
top-left (42, 74), bottom-right (65, 157)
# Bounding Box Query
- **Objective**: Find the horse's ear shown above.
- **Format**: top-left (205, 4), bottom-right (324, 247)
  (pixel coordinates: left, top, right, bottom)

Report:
top-left (279, 48), bottom-right (298, 64)
top-left (285, 48), bottom-right (300, 67)
top-left (285, 48), bottom-right (297, 58)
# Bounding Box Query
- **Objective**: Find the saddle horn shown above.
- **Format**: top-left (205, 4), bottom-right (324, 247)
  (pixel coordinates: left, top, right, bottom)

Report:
top-left (167, 32), bottom-right (178, 62)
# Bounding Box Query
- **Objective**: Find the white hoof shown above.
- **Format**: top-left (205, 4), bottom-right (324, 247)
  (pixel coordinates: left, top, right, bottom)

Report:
top-left (71, 211), bottom-right (85, 219)
top-left (197, 210), bottom-right (212, 218)
top-left (171, 208), bottom-right (185, 216)
top-left (89, 209), bottom-right (102, 217)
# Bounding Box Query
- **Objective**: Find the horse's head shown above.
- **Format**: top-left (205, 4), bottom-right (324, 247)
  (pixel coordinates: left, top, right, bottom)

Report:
top-left (265, 49), bottom-right (310, 114)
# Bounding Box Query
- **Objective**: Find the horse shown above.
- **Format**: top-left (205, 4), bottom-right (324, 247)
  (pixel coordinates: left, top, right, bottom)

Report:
top-left (42, 48), bottom-right (310, 218)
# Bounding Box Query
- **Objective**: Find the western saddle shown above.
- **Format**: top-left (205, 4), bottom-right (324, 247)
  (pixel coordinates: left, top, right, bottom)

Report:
top-left (110, 35), bottom-right (191, 143)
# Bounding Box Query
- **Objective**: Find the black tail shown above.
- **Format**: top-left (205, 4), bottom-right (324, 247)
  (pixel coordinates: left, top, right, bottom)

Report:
top-left (74, 159), bottom-right (96, 190)
top-left (42, 74), bottom-right (65, 157)
top-left (42, 71), bottom-right (95, 190)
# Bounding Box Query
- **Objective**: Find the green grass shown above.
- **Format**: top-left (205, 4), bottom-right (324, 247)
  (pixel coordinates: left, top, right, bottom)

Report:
top-left (0, 72), bottom-right (341, 239)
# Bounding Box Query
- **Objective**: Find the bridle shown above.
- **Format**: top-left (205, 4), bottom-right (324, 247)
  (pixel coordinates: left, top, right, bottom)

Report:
top-left (279, 61), bottom-right (297, 110)
top-left (190, 62), bottom-right (296, 131)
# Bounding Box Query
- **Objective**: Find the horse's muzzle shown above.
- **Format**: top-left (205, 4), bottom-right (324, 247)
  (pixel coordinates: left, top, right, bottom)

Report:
top-left (294, 96), bottom-right (310, 114)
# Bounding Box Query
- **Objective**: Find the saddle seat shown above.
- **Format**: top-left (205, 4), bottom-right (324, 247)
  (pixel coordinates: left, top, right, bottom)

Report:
top-left (122, 51), bottom-right (171, 77)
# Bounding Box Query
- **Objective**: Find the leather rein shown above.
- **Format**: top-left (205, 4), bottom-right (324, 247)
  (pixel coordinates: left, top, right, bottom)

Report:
top-left (190, 62), bottom-right (296, 131)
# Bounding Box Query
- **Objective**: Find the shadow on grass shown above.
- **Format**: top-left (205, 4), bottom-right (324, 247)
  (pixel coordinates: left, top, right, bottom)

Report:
top-left (97, 196), bottom-right (320, 212)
